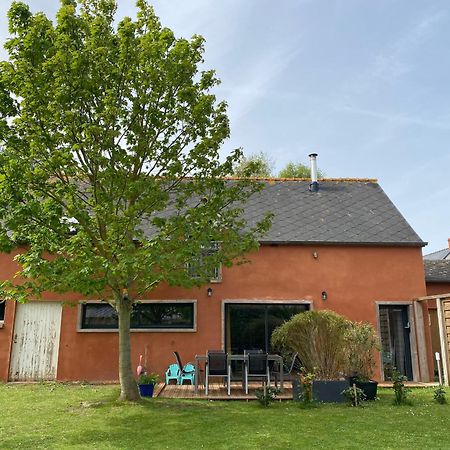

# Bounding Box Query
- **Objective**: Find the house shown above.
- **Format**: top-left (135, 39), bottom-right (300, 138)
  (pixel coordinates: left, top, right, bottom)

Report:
top-left (0, 162), bottom-right (435, 383)
top-left (421, 241), bottom-right (450, 381)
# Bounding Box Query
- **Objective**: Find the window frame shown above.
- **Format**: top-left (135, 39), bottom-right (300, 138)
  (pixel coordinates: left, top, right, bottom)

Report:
top-left (0, 300), bottom-right (5, 328)
top-left (221, 299), bottom-right (313, 350)
top-left (187, 241), bottom-right (222, 283)
top-left (77, 299), bottom-right (197, 333)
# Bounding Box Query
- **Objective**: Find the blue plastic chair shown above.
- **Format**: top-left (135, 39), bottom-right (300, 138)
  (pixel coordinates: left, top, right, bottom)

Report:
top-left (174, 351), bottom-right (196, 385)
top-left (165, 363), bottom-right (180, 385)
top-left (179, 363), bottom-right (196, 385)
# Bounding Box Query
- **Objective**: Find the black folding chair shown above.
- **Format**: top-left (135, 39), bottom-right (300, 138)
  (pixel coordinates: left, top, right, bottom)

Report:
top-left (205, 350), bottom-right (230, 396)
top-left (272, 352), bottom-right (299, 387)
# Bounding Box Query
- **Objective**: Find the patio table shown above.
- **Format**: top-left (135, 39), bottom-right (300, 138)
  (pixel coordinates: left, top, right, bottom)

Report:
top-left (194, 353), bottom-right (283, 394)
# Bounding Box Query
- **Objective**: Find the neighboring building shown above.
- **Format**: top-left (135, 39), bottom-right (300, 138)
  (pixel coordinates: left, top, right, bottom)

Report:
top-left (424, 241), bottom-right (450, 261)
top-left (423, 241), bottom-right (450, 380)
top-left (0, 173), bottom-right (434, 383)
top-left (424, 239), bottom-right (450, 296)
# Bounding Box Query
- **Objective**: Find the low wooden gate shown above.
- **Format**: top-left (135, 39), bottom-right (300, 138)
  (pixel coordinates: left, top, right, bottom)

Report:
top-left (9, 302), bottom-right (62, 381)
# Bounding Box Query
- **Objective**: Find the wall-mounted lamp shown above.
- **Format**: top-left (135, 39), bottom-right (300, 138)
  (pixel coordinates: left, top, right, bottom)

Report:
top-left (321, 291), bottom-right (328, 301)
top-left (313, 251), bottom-right (318, 259)
top-left (207, 287), bottom-right (213, 297)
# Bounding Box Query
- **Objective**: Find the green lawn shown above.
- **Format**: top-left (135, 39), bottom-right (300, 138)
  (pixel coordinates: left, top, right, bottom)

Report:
top-left (0, 384), bottom-right (449, 449)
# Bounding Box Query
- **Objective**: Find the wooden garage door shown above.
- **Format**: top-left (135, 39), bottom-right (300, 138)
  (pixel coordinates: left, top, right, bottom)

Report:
top-left (9, 302), bottom-right (62, 381)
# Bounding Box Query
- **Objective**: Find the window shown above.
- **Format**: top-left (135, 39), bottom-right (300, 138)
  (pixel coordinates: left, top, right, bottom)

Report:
top-left (0, 300), bottom-right (5, 322)
top-left (225, 303), bottom-right (310, 354)
top-left (80, 302), bottom-right (195, 330)
top-left (188, 241), bottom-right (221, 282)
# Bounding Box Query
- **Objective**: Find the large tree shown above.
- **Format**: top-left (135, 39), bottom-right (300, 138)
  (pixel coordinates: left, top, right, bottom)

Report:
top-left (231, 151), bottom-right (274, 178)
top-left (232, 152), bottom-right (325, 179)
top-left (278, 161), bottom-right (324, 179)
top-left (0, 0), bottom-right (270, 401)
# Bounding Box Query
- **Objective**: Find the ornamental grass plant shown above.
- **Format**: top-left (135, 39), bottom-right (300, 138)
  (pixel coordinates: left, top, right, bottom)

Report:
top-left (271, 310), bottom-right (351, 380)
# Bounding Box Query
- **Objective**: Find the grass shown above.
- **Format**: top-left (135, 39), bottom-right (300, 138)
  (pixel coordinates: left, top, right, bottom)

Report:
top-left (0, 384), bottom-right (449, 449)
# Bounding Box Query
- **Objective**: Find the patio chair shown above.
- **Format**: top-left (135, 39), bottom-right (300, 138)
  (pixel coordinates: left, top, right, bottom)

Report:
top-left (165, 363), bottom-right (180, 385)
top-left (205, 350), bottom-right (231, 396)
top-left (244, 350), bottom-right (270, 394)
top-left (272, 352), bottom-right (299, 387)
top-left (180, 363), bottom-right (196, 385)
top-left (173, 351), bottom-right (196, 385)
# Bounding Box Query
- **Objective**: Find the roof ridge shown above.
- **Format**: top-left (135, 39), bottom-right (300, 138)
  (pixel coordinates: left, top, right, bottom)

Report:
top-left (424, 248), bottom-right (450, 256)
top-left (224, 177), bottom-right (378, 182)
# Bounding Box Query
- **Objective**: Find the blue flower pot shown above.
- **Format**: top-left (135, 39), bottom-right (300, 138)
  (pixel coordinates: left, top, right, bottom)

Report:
top-left (138, 383), bottom-right (155, 398)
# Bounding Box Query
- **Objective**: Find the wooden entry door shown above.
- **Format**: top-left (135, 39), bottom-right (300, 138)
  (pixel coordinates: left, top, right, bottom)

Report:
top-left (9, 302), bottom-right (62, 381)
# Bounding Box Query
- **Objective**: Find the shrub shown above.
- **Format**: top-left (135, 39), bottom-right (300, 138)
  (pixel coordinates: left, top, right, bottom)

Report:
top-left (342, 385), bottom-right (366, 407)
top-left (271, 310), bottom-right (352, 380)
top-left (345, 321), bottom-right (380, 381)
top-left (298, 368), bottom-right (315, 404)
top-left (434, 385), bottom-right (447, 404)
top-left (138, 373), bottom-right (160, 385)
top-left (255, 385), bottom-right (279, 407)
top-left (391, 369), bottom-right (411, 405)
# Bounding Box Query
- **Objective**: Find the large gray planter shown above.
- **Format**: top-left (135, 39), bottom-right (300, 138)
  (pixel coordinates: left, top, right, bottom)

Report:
top-left (292, 379), bottom-right (347, 403)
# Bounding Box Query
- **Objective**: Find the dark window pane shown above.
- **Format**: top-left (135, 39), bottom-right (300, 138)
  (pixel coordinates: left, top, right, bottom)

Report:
top-left (81, 303), bottom-right (194, 330)
top-left (81, 303), bottom-right (118, 329)
top-left (131, 303), bottom-right (194, 329)
top-left (225, 303), bottom-right (309, 354)
top-left (0, 301), bottom-right (5, 321)
top-left (227, 304), bottom-right (266, 354)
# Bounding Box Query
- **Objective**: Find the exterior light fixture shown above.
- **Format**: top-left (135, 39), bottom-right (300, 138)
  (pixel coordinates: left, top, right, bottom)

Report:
top-left (207, 287), bottom-right (213, 297)
top-left (321, 291), bottom-right (328, 301)
top-left (313, 251), bottom-right (318, 259)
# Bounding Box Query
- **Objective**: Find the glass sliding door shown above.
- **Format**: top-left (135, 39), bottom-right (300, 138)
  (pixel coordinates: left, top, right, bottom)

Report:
top-left (225, 303), bottom-right (309, 355)
top-left (379, 305), bottom-right (413, 380)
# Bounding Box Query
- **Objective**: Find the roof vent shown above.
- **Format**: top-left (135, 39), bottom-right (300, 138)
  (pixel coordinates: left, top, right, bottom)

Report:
top-left (309, 153), bottom-right (319, 192)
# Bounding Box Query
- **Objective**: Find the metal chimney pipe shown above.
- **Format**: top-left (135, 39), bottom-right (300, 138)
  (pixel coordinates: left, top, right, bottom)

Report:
top-left (309, 153), bottom-right (319, 192)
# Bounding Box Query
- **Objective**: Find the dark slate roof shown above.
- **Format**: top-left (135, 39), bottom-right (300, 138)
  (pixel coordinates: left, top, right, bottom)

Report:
top-left (423, 248), bottom-right (450, 260)
top-left (241, 179), bottom-right (424, 246)
top-left (424, 260), bottom-right (450, 282)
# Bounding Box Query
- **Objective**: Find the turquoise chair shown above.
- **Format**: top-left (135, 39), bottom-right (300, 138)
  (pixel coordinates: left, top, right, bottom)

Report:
top-left (165, 364), bottom-right (180, 385)
top-left (179, 363), bottom-right (195, 385)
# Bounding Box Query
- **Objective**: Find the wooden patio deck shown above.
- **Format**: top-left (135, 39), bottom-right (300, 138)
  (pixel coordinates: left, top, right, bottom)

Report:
top-left (155, 381), bottom-right (439, 400)
top-left (157, 381), bottom-right (294, 400)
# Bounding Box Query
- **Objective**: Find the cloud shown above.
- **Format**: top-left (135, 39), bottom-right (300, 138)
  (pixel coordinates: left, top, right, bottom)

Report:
top-left (371, 11), bottom-right (445, 82)
top-left (335, 105), bottom-right (450, 131)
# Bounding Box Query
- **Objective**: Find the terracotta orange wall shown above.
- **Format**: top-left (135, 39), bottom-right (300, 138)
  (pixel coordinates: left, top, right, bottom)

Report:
top-left (425, 282), bottom-right (450, 310)
top-left (426, 282), bottom-right (450, 300)
top-left (0, 245), bottom-right (428, 382)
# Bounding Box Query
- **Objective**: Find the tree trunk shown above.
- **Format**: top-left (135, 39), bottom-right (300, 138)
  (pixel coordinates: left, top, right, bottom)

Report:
top-left (116, 294), bottom-right (140, 401)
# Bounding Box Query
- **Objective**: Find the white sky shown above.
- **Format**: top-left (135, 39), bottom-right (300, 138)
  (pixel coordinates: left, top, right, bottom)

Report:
top-left (1, 0), bottom-right (449, 253)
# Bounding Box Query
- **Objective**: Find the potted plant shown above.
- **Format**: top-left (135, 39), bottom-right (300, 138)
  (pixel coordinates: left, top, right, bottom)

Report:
top-left (272, 310), bottom-right (351, 403)
top-left (137, 373), bottom-right (160, 398)
top-left (345, 321), bottom-right (380, 400)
